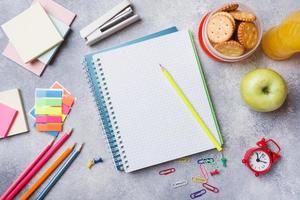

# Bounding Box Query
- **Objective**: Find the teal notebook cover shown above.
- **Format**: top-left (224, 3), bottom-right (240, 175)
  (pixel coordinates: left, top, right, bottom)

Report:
top-left (83, 27), bottom-right (178, 171)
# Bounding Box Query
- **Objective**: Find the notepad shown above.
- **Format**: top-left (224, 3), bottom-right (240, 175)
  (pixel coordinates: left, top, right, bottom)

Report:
top-left (84, 30), bottom-right (222, 172)
top-left (0, 103), bottom-right (18, 137)
top-left (0, 89), bottom-right (29, 138)
top-left (1, 3), bottom-right (63, 63)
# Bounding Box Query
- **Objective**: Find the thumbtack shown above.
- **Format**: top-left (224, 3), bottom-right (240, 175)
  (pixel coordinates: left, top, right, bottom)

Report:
top-left (210, 169), bottom-right (220, 176)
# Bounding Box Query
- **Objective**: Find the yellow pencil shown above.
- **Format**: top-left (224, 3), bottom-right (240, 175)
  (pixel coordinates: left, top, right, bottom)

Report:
top-left (160, 64), bottom-right (222, 151)
top-left (21, 143), bottom-right (76, 200)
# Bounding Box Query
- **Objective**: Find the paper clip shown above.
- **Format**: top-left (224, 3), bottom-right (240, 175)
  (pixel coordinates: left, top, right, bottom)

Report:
top-left (172, 180), bottom-right (188, 188)
top-left (202, 183), bottom-right (219, 193)
top-left (210, 169), bottom-right (220, 176)
top-left (159, 168), bottom-right (176, 175)
top-left (176, 156), bottom-right (192, 163)
top-left (191, 176), bottom-right (207, 183)
top-left (190, 189), bottom-right (206, 199)
top-left (199, 165), bottom-right (209, 180)
top-left (197, 157), bottom-right (214, 165)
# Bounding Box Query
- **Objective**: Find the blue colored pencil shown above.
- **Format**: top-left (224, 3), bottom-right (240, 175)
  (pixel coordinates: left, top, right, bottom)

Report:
top-left (35, 143), bottom-right (84, 200)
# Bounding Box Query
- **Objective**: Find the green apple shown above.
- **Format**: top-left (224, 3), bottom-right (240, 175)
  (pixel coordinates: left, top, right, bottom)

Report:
top-left (240, 68), bottom-right (287, 112)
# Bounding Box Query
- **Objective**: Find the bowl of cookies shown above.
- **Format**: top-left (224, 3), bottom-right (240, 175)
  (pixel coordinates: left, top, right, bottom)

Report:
top-left (198, 3), bottom-right (262, 62)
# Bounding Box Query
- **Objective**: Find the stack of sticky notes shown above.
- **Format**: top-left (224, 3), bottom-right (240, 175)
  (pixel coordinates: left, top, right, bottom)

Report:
top-left (1, 0), bottom-right (76, 76)
top-left (35, 89), bottom-right (64, 132)
top-left (30, 82), bottom-right (75, 137)
top-left (0, 89), bottom-right (29, 139)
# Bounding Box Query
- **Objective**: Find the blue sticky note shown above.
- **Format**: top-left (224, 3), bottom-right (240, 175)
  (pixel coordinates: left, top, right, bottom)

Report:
top-left (38, 16), bottom-right (70, 65)
top-left (35, 89), bottom-right (62, 98)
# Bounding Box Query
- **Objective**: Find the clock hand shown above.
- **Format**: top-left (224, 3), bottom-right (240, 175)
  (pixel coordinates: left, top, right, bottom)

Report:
top-left (259, 160), bottom-right (267, 164)
top-left (256, 153), bottom-right (259, 159)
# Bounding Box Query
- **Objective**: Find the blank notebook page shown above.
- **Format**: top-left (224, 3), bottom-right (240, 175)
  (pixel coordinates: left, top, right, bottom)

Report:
top-left (93, 30), bottom-right (221, 172)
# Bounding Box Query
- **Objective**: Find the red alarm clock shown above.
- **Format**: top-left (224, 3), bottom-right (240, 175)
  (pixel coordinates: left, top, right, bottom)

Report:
top-left (242, 138), bottom-right (281, 177)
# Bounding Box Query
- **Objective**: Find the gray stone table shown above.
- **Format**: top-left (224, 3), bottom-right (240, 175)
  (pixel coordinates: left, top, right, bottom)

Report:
top-left (1, 0), bottom-right (300, 199)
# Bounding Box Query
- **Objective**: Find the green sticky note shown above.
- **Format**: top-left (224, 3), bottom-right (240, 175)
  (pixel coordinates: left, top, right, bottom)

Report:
top-left (36, 98), bottom-right (62, 107)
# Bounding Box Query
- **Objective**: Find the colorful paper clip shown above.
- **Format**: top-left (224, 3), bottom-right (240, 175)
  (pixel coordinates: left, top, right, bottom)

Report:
top-left (197, 157), bottom-right (214, 165)
top-left (210, 169), bottom-right (220, 176)
top-left (176, 156), bottom-right (192, 163)
top-left (172, 180), bottom-right (188, 188)
top-left (220, 157), bottom-right (227, 167)
top-left (202, 183), bottom-right (219, 193)
top-left (159, 168), bottom-right (176, 175)
top-left (191, 176), bottom-right (207, 183)
top-left (199, 165), bottom-right (209, 180)
top-left (190, 189), bottom-right (206, 199)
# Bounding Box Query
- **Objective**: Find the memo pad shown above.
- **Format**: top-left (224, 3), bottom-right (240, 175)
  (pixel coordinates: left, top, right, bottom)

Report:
top-left (1, 3), bottom-right (63, 63)
top-left (88, 30), bottom-right (222, 172)
top-left (0, 103), bottom-right (18, 137)
top-left (0, 89), bottom-right (28, 139)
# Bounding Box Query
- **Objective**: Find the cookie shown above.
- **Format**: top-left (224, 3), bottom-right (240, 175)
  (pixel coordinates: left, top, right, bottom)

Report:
top-left (214, 40), bottom-right (245, 57)
top-left (237, 22), bottom-right (258, 49)
top-left (207, 13), bottom-right (234, 43)
top-left (229, 11), bottom-right (256, 22)
top-left (218, 3), bottom-right (239, 12)
top-left (214, 12), bottom-right (236, 29)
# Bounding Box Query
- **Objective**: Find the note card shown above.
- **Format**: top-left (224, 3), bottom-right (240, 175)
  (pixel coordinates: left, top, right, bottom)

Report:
top-left (0, 103), bottom-right (18, 137)
top-left (1, 3), bottom-right (63, 63)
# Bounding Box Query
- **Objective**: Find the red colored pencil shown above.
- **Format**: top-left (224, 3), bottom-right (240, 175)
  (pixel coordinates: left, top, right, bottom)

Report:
top-left (6, 129), bottom-right (73, 200)
top-left (1, 138), bottom-right (55, 200)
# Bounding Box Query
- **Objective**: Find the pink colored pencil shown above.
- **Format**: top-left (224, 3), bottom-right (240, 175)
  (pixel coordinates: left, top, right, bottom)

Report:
top-left (6, 129), bottom-right (73, 200)
top-left (1, 138), bottom-right (56, 200)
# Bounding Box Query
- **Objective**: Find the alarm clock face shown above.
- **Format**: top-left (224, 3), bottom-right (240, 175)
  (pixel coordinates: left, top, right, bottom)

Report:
top-left (248, 150), bottom-right (271, 172)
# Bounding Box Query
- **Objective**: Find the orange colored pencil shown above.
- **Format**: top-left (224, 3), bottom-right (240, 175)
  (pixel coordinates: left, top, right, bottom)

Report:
top-left (21, 143), bottom-right (76, 200)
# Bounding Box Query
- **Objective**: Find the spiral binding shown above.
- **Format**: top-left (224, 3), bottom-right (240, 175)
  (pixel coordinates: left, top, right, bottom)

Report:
top-left (82, 56), bottom-right (129, 171)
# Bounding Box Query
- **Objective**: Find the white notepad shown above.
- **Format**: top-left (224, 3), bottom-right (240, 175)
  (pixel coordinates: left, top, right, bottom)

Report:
top-left (1, 3), bottom-right (63, 63)
top-left (93, 30), bottom-right (222, 172)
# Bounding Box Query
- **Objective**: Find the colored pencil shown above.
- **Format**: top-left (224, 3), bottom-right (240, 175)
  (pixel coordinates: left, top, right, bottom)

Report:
top-left (21, 143), bottom-right (76, 200)
top-left (36, 143), bottom-right (84, 200)
top-left (160, 65), bottom-right (222, 151)
top-left (6, 130), bottom-right (73, 199)
top-left (1, 138), bottom-right (55, 200)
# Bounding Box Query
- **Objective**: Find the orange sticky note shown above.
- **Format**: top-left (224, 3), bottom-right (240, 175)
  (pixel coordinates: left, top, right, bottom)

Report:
top-left (36, 123), bottom-right (62, 132)
top-left (62, 95), bottom-right (74, 107)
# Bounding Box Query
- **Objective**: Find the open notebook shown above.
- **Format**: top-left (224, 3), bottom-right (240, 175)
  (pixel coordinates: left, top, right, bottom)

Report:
top-left (84, 29), bottom-right (222, 172)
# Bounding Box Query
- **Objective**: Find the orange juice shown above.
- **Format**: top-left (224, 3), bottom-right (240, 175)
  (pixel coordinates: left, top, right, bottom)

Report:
top-left (262, 11), bottom-right (300, 60)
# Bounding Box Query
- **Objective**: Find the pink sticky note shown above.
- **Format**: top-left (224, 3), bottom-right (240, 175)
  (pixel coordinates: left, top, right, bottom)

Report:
top-left (62, 104), bottom-right (71, 115)
top-left (0, 103), bottom-right (18, 137)
top-left (36, 116), bottom-right (62, 123)
top-left (2, 0), bottom-right (76, 76)
top-left (3, 44), bottom-right (46, 76)
top-left (33, 0), bottom-right (76, 26)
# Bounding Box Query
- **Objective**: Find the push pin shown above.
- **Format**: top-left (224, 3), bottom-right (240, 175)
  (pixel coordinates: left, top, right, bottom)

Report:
top-left (94, 157), bottom-right (103, 164)
top-left (87, 160), bottom-right (95, 169)
top-left (210, 169), bottom-right (220, 176)
top-left (220, 157), bottom-right (227, 167)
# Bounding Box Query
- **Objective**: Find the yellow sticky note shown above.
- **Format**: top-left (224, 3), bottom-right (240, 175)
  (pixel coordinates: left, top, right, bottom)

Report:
top-left (35, 107), bottom-right (62, 115)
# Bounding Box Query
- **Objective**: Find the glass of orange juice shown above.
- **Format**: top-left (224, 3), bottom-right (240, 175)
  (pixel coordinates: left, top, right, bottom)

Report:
top-left (262, 11), bottom-right (300, 60)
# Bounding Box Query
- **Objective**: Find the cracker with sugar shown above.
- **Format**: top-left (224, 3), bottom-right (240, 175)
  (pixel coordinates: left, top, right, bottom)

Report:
top-left (238, 22), bottom-right (258, 49)
top-left (229, 11), bottom-right (256, 22)
top-left (207, 13), bottom-right (234, 43)
top-left (214, 40), bottom-right (245, 57)
top-left (218, 3), bottom-right (239, 12)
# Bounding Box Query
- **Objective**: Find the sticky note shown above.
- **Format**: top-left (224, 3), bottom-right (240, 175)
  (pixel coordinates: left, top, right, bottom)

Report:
top-left (62, 104), bottom-right (71, 115)
top-left (35, 107), bottom-right (62, 115)
top-left (38, 16), bottom-right (70, 65)
top-left (0, 103), bottom-right (18, 137)
top-left (36, 98), bottom-right (62, 107)
top-left (62, 95), bottom-right (75, 107)
top-left (36, 89), bottom-right (62, 98)
top-left (36, 116), bottom-right (62, 123)
top-left (36, 123), bottom-right (62, 132)
top-left (1, 3), bottom-right (63, 63)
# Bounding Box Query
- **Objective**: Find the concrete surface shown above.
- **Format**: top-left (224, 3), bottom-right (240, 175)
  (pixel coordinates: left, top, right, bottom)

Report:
top-left (1, 0), bottom-right (300, 199)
